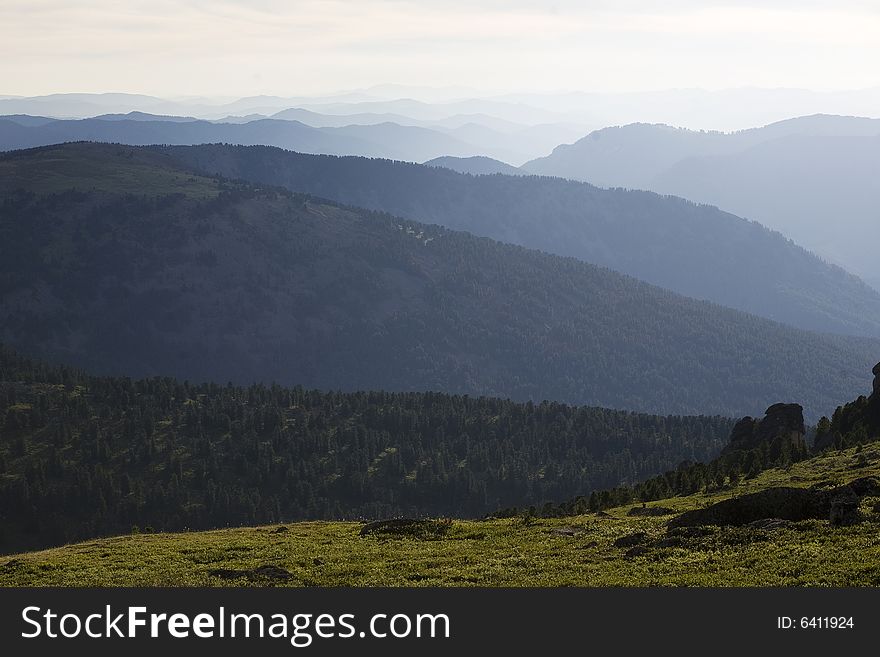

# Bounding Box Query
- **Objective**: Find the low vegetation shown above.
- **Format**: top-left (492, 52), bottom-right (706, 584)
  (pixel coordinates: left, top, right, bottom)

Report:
top-left (3, 443), bottom-right (880, 587)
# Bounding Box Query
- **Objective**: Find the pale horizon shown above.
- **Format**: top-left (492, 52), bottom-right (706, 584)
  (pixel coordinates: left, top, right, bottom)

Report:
top-left (3, 1), bottom-right (880, 99)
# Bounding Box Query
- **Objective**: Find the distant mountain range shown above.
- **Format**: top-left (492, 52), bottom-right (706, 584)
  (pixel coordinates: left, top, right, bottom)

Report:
top-left (0, 110), bottom-right (580, 165)
top-left (0, 115), bottom-right (493, 163)
top-left (4, 88), bottom-right (880, 131)
top-left (523, 115), bottom-right (880, 289)
top-left (163, 143), bottom-right (880, 339)
top-left (1, 142), bottom-right (877, 420)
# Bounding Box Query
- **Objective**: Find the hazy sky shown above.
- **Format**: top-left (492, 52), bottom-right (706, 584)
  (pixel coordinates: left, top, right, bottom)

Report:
top-left (2, 0), bottom-right (880, 98)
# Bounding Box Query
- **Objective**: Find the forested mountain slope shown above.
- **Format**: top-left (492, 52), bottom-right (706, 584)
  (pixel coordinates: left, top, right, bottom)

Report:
top-left (1, 144), bottom-right (878, 422)
top-left (161, 143), bottom-right (880, 338)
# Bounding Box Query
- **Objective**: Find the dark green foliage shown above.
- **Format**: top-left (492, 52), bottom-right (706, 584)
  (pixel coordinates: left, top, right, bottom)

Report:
top-left (1, 144), bottom-right (877, 420)
top-left (520, 377), bottom-right (880, 520)
top-left (359, 518), bottom-right (453, 540)
top-left (0, 345), bottom-right (734, 553)
top-left (827, 392), bottom-right (880, 451)
top-left (507, 412), bottom-right (814, 519)
top-left (163, 143), bottom-right (880, 338)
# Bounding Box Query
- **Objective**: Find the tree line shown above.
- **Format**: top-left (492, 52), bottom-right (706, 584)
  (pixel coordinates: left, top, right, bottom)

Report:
top-left (0, 345), bottom-right (734, 552)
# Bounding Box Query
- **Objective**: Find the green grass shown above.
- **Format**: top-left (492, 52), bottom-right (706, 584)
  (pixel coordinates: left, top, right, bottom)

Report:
top-left (0, 143), bottom-right (220, 197)
top-left (3, 444), bottom-right (880, 587)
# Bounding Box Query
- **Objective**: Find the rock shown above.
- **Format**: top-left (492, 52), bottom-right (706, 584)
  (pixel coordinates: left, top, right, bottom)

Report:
top-left (272, 526), bottom-right (289, 534)
top-left (669, 487), bottom-right (828, 528)
top-left (596, 511), bottom-right (613, 518)
top-left (252, 565), bottom-right (294, 580)
top-left (627, 506), bottom-right (676, 517)
top-left (873, 362), bottom-right (880, 395)
top-left (669, 478), bottom-right (878, 529)
top-left (550, 526), bottom-right (585, 536)
top-left (746, 518), bottom-right (793, 530)
top-left (624, 545), bottom-right (651, 559)
top-left (666, 525), bottom-right (713, 539)
top-left (844, 476), bottom-right (880, 497)
top-left (723, 403), bottom-right (805, 454)
top-left (829, 489), bottom-right (862, 527)
top-left (209, 564), bottom-right (293, 581)
top-left (614, 532), bottom-right (647, 548)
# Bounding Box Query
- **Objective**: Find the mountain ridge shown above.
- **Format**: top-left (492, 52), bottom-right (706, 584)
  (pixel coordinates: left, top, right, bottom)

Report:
top-left (160, 142), bottom-right (880, 339)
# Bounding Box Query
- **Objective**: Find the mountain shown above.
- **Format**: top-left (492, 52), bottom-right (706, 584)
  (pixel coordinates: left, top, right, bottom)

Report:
top-left (0, 115), bottom-right (57, 127)
top-left (652, 135), bottom-right (880, 290)
top-left (0, 116), bottom-right (485, 163)
top-left (0, 342), bottom-right (735, 552)
top-left (0, 143), bottom-right (878, 422)
top-left (92, 111), bottom-right (200, 123)
top-left (163, 143), bottom-right (880, 339)
top-left (522, 115), bottom-right (880, 287)
top-left (424, 156), bottom-right (522, 175)
top-left (522, 115), bottom-right (880, 187)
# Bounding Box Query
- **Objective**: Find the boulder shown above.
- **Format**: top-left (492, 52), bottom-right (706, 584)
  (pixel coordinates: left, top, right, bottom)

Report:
top-left (614, 532), bottom-right (647, 548)
top-left (624, 545), bottom-right (651, 559)
top-left (829, 490), bottom-right (861, 527)
top-left (669, 477), bottom-right (879, 529)
top-left (756, 403), bottom-right (806, 445)
top-left (844, 476), bottom-right (880, 497)
top-left (668, 487), bottom-right (826, 528)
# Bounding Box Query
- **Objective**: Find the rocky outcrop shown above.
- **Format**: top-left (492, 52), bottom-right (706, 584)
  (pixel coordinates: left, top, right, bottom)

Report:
top-left (726, 417), bottom-right (759, 451)
top-left (668, 477), bottom-right (880, 529)
top-left (873, 362), bottom-right (880, 396)
top-left (668, 487), bottom-right (826, 528)
top-left (723, 403), bottom-right (805, 454)
top-left (829, 489), bottom-right (861, 527)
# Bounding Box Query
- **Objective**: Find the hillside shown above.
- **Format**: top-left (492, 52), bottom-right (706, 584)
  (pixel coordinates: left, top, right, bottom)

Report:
top-left (2, 144), bottom-right (879, 421)
top-left (423, 155), bottom-right (522, 175)
top-left (521, 116), bottom-right (880, 289)
top-left (0, 343), bottom-right (735, 553)
top-left (161, 143), bottom-right (880, 338)
top-left (4, 369), bottom-right (878, 585)
top-left (4, 440), bottom-right (880, 586)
